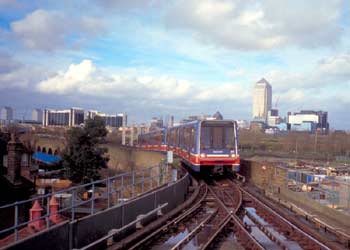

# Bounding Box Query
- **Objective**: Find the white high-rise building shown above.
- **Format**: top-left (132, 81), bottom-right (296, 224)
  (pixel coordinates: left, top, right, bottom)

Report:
top-left (252, 78), bottom-right (272, 122)
top-left (32, 109), bottom-right (43, 123)
top-left (0, 107), bottom-right (13, 121)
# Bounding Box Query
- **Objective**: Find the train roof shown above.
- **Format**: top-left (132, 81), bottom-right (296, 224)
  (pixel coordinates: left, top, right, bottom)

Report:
top-left (139, 119), bottom-right (237, 136)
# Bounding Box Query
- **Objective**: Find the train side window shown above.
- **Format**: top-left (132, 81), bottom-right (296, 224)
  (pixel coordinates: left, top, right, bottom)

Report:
top-left (190, 128), bottom-right (195, 152)
top-left (179, 128), bottom-right (183, 148)
top-left (181, 127), bottom-right (186, 149)
top-left (176, 128), bottom-right (179, 147)
top-left (165, 130), bottom-right (171, 145)
top-left (186, 127), bottom-right (191, 151)
top-left (172, 129), bottom-right (176, 147)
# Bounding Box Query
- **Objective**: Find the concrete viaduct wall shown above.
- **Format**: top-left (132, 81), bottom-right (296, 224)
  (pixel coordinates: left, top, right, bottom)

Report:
top-left (35, 136), bottom-right (165, 172)
top-left (6, 172), bottom-right (190, 250)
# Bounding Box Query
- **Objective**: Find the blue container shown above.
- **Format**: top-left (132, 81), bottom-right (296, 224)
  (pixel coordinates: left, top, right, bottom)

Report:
top-left (306, 174), bottom-right (313, 183)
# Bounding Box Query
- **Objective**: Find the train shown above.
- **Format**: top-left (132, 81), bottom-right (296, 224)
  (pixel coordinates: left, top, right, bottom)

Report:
top-left (137, 120), bottom-right (240, 175)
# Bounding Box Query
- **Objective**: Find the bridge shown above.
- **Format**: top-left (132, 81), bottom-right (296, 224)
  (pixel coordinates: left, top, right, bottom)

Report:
top-left (1, 137), bottom-right (350, 250)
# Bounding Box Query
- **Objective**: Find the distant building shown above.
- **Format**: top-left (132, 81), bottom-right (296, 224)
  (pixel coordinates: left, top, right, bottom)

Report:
top-left (237, 120), bottom-right (249, 129)
top-left (0, 106), bottom-right (13, 121)
top-left (250, 121), bottom-right (266, 132)
top-left (267, 109), bottom-right (280, 127)
top-left (164, 115), bottom-right (175, 127)
top-left (169, 115), bottom-right (174, 127)
top-left (87, 111), bottom-right (127, 128)
top-left (43, 108), bottom-right (84, 127)
top-left (276, 123), bottom-right (288, 131)
top-left (252, 78), bottom-right (272, 123)
top-left (180, 114), bottom-right (215, 124)
top-left (290, 122), bottom-right (317, 132)
top-left (287, 110), bottom-right (329, 133)
top-left (212, 111), bottom-right (223, 120)
top-left (32, 109), bottom-right (43, 123)
top-left (150, 117), bottom-right (164, 129)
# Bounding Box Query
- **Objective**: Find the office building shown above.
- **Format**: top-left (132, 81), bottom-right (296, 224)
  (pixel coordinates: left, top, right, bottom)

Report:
top-left (150, 117), bottom-right (164, 129)
top-left (237, 120), bottom-right (249, 129)
top-left (0, 106), bottom-right (13, 121)
top-left (43, 108), bottom-right (84, 127)
top-left (287, 110), bottom-right (329, 133)
top-left (252, 78), bottom-right (272, 122)
top-left (87, 111), bottom-right (127, 128)
top-left (267, 109), bottom-right (280, 127)
top-left (32, 109), bottom-right (43, 123)
top-left (212, 111), bottom-right (223, 120)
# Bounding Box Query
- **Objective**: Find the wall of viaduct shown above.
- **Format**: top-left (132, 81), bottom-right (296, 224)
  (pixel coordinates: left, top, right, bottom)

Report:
top-left (35, 137), bottom-right (166, 173)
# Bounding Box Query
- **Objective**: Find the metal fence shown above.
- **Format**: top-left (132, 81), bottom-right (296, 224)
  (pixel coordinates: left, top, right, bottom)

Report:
top-left (0, 162), bottom-right (171, 246)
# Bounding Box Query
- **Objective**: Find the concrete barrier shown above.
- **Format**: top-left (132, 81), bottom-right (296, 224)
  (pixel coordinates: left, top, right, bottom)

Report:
top-left (6, 173), bottom-right (190, 250)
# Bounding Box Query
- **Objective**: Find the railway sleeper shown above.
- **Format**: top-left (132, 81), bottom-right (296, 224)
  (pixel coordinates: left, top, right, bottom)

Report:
top-left (245, 210), bottom-right (290, 250)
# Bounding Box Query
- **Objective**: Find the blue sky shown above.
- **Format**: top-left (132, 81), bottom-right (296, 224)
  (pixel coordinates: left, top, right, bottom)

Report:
top-left (0, 0), bottom-right (350, 128)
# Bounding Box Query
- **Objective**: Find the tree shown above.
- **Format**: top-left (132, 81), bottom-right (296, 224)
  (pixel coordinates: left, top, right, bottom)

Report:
top-left (63, 116), bottom-right (109, 184)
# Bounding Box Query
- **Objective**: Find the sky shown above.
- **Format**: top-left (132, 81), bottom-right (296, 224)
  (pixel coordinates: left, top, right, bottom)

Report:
top-left (0, 0), bottom-right (349, 129)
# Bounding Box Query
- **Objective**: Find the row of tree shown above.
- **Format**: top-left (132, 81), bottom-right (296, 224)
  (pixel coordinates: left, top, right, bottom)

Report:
top-left (239, 129), bottom-right (350, 161)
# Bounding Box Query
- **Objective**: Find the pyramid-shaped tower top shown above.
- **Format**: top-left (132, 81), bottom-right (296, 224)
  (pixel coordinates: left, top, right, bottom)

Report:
top-left (257, 78), bottom-right (269, 84)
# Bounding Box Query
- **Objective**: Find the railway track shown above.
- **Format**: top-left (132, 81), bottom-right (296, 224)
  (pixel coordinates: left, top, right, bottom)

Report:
top-left (110, 171), bottom-right (337, 250)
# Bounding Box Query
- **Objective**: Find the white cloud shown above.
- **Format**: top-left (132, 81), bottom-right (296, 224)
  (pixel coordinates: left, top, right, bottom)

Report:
top-left (318, 54), bottom-right (350, 77)
top-left (165, 0), bottom-right (343, 50)
top-left (36, 60), bottom-right (249, 104)
top-left (262, 53), bottom-right (350, 92)
top-left (10, 9), bottom-right (105, 51)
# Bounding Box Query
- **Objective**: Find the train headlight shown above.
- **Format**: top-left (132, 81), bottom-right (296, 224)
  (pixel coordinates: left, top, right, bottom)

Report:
top-left (200, 153), bottom-right (206, 158)
top-left (230, 154), bottom-right (236, 158)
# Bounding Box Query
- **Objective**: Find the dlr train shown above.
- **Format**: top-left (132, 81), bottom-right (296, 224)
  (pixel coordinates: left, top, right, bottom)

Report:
top-left (137, 120), bottom-right (240, 175)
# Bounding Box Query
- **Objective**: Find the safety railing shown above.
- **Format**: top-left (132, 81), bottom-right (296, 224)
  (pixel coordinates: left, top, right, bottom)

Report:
top-left (0, 162), bottom-right (171, 247)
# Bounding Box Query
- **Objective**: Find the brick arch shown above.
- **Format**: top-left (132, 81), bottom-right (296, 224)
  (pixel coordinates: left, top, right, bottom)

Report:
top-left (37, 146), bottom-right (41, 152)
top-left (48, 148), bottom-right (53, 155)
top-left (42, 147), bottom-right (47, 153)
top-left (54, 149), bottom-right (59, 156)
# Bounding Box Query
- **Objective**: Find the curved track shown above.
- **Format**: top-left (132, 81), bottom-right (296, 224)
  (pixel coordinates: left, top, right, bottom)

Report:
top-left (109, 170), bottom-right (337, 250)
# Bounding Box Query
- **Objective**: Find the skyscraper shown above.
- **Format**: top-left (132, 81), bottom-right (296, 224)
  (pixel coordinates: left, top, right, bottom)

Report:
top-left (252, 78), bottom-right (272, 122)
top-left (0, 106), bottom-right (13, 121)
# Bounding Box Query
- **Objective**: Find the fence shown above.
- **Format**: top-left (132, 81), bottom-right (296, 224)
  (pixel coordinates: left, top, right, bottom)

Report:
top-left (0, 162), bottom-right (171, 247)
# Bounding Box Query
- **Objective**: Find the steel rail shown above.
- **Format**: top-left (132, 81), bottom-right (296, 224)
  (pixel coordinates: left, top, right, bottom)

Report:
top-left (200, 213), bottom-right (231, 250)
top-left (206, 183), bottom-right (265, 250)
top-left (126, 184), bottom-right (208, 250)
top-left (239, 183), bottom-right (332, 250)
top-left (170, 208), bottom-right (218, 250)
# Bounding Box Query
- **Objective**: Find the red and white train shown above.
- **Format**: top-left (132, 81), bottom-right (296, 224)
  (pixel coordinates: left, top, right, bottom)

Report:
top-left (137, 120), bottom-right (240, 175)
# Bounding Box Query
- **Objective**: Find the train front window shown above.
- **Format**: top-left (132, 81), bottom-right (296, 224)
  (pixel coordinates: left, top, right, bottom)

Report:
top-left (200, 123), bottom-right (235, 150)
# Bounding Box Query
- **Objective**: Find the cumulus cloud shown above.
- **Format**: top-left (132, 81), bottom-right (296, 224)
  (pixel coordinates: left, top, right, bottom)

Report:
top-left (10, 9), bottom-right (105, 51)
top-left (164, 0), bottom-right (343, 50)
top-left (36, 59), bottom-right (249, 104)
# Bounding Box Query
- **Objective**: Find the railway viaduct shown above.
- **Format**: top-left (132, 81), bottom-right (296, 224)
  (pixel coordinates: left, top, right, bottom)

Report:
top-left (3, 136), bottom-right (349, 249)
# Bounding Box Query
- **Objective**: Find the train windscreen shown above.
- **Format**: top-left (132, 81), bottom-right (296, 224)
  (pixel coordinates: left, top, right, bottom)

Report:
top-left (200, 122), bottom-right (236, 150)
